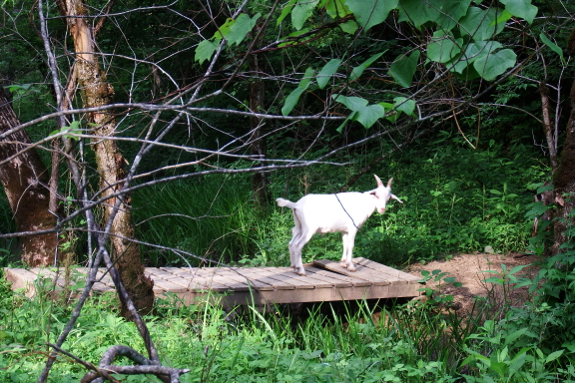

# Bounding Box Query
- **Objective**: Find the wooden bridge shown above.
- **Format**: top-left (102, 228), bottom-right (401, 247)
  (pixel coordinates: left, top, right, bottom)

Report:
top-left (4, 257), bottom-right (421, 306)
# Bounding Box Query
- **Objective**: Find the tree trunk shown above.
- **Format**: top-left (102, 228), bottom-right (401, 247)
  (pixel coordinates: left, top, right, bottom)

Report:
top-left (0, 91), bottom-right (58, 266)
top-left (551, 77), bottom-right (575, 256)
top-left (540, 81), bottom-right (558, 171)
top-left (248, 26), bottom-right (270, 209)
top-left (58, 0), bottom-right (154, 317)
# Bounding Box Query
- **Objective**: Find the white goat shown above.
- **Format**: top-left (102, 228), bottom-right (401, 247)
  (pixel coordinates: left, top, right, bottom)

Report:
top-left (276, 175), bottom-right (402, 275)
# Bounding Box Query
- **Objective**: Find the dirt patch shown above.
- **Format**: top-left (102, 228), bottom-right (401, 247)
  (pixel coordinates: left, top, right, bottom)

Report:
top-left (406, 252), bottom-right (541, 316)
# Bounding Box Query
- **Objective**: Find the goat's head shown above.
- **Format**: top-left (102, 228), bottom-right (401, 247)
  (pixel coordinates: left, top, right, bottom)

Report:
top-left (371, 174), bottom-right (403, 214)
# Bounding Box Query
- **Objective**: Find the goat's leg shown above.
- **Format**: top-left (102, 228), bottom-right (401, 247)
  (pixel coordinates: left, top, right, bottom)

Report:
top-left (340, 232), bottom-right (357, 271)
top-left (291, 231), bottom-right (314, 276)
top-left (289, 214), bottom-right (303, 269)
top-left (288, 228), bottom-right (301, 269)
top-left (289, 231), bottom-right (301, 269)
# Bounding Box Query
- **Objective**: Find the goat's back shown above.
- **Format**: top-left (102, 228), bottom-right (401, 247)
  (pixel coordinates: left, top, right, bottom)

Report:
top-left (289, 192), bottom-right (376, 233)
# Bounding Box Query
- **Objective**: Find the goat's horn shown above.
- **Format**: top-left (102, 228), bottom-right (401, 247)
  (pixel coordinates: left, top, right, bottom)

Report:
top-left (387, 178), bottom-right (393, 188)
top-left (374, 174), bottom-right (383, 187)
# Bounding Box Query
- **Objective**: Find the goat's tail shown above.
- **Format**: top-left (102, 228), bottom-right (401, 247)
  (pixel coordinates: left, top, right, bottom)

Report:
top-left (276, 197), bottom-right (296, 209)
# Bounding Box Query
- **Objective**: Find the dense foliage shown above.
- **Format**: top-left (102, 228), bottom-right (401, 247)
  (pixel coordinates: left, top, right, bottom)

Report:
top-left (2, 0), bottom-right (575, 381)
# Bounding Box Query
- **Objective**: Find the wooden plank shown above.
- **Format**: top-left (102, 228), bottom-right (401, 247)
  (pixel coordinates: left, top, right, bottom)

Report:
top-left (353, 258), bottom-right (421, 282)
top-left (234, 268), bottom-right (295, 290)
top-left (4, 268), bottom-right (36, 297)
top-left (303, 267), bottom-right (353, 288)
top-left (217, 268), bottom-right (275, 291)
top-left (266, 268), bottom-right (334, 289)
top-left (149, 277), bottom-right (188, 293)
top-left (312, 260), bottom-right (391, 285)
top-left (245, 267), bottom-right (316, 289)
top-left (306, 267), bottom-right (373, 287)
top-left (75, 268), bottom-right (115, 293)
top-left (5, 259), bottom-right (421, 305)
top-left (160, 268), bottom-right (231, 292)
top-left (197, 268), bottom-right (252, 292)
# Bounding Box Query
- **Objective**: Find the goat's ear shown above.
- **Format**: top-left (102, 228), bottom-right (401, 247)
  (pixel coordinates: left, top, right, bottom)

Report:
top-left (391, 194), bottom-right (403, 203)
top-left (387, 178), bottom-right (393, 188)
top-left (374, 174), bottom-right (383, 187)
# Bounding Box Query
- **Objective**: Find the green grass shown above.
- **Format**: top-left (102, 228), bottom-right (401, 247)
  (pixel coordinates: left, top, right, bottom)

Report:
top-left (132, 175), bottom-right (261, 267)
top-left (1, 271), bottom-right (575, 382)
top-left (130, 135), bottom-right (545, 270)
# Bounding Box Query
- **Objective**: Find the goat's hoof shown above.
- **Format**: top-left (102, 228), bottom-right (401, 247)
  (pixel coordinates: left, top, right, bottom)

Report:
top-left (296, 270), bottom-right (306, 276)
top-left (340, 262), bottom-right (348, 269)
top-left (348, 266), bottom-right (356, 272)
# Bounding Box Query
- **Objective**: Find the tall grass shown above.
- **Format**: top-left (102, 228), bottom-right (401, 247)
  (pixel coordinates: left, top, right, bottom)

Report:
top-left (2, 273), bottom-right (574, 382)
top-left (132, 175), bottom-right (261, 267)
top-left (130, 136), bottom-right (545, 269)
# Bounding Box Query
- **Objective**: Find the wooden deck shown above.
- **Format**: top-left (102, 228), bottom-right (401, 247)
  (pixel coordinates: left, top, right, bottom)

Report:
top-left (3, 257), bottom-right (421, 306)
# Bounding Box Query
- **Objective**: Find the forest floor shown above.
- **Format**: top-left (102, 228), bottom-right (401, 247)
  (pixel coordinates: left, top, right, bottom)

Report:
top-left (406, 252), bottom-right (541, 316)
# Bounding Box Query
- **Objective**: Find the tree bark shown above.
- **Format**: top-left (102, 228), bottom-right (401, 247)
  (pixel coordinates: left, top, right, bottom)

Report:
top-left (58, 0), bottom-right (154, 317)
top-left (0, 91), bottom-right (58, 266)
top-left (540, 81), bottom-right (558, 171)
top-left (248, 24), bottom-right (270, 209)
top-left (551, 77), bottom-right (575, 256)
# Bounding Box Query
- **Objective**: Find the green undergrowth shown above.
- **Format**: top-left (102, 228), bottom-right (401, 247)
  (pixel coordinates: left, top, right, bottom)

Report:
top-left (133, 133), bottom-right (545, 268)
top-left (132, 175), bottom-right (259, 267)
top-left (1, 270), bottom-right (575, 382)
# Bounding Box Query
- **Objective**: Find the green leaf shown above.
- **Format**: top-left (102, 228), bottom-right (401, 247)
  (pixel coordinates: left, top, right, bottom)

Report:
top-left (525, 202), bottom-right (550, 217)
top-left (279, 28), bottom-right (312, 47)
top-left (397, 0), bottom-right (434, 28)
top-left (351, 52), bottom-right (385, 80)
top-left (393, 97), bottom-right (415, 116)
top-left (427, 31), bottom-right (462, 64)
top-left (282, 87), bottom-right (306, 116)
top-left (489, 361), bottom-right (507, 377)
top-left (545, 349), bottom-right (564, 364)
top-left (226, 13), bottom-right (261, 46)
top-left (433, 0), bottom-right (473, 31)
top-left (292, 0), bottom-right (319, 30)
top-left (339, 20), bottom-right (358, 34)
top-left (345, 0), bottom-right (398, 32)
top-left (503, 328), bottom-right (528, 346)
top-left (473, 48), bottom-right (516, 81)
top-left (325, 0), bottom-right (350, 19)
top-left (214, 17), bottom-right (235, 40)
top-left (389, 50), bottom-right (420, 87)
top-left (277, 0), bottom-right (298, 26)
top-left (298, 67), bottom-right (315, 88)
top-left (336, 113), bottom-right (355, 133)
top-left (332, 94), bottom-right (385, 129)
top-left (4, 83), bottom-right (39, 94)
top-left (51, 121), bottom-right (82, 141)
top-left (443, 277), bottom-right (456, 283)
top-left (540, 33), bottom-right (565, 64)
top-left (508, 264), bottom-right (531, 276)
top-left (500, 0), bottom-right (538, 24)
top-left (317, 59), bottom-right (342, 89)
top-left (459, 7), bottom-right (506, 41)
top-left (508, 349), bottom-right (527, 373)
top-left (195, 39), bottom-right (219, 65)
top-left (490, 9), bottom-right (513, 27)
top-left (484, 277), bottom-right (504, 285)
top-left (281, 67), bottom-right (316, 116)
top-left (334, 95), bottom-right (368, 110)
top-left (355, 104), bottom-right (385, 128)
top-left (452, 41), bottom-right (502, 74)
